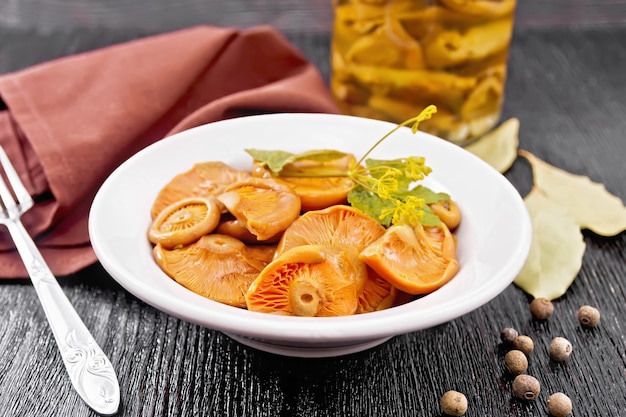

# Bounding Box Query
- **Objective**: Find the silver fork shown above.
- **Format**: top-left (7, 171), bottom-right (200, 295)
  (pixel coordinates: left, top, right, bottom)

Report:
top-left (0, 145), bottom-right (120, 416)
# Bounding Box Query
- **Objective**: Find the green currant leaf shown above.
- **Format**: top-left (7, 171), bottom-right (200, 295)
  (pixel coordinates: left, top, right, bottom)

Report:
top-left (245, 149), bottom-right (347, 174)
top-left (396, 185), bottom-right (447, 227)
top-left (398, 185), bottom-right (450, 205)
top-left (419, 206), bottom-right (443, 227)
top-left (364, 157), bottom-right (432, 191)
top-left (245, 149), bottom-right (294, 173)
top-left (365, 158), bottom-right (413, 191)
top-left (348, 185), bottom-right (446, 227)
top-left (348, 186), bottom-right (395, 227)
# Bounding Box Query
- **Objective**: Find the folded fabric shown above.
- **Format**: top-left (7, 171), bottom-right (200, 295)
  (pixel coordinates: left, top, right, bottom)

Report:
top-left (0, 25), bottom-right (339, 278)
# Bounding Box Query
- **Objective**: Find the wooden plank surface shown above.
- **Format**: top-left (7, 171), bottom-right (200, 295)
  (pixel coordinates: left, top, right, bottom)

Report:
top-left (0, 0), bottom-right (625, 35)
top-left (0, 4), bottom-right (626, 417)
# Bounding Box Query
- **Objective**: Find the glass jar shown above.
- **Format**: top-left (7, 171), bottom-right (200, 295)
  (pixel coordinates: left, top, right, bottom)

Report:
top-left (330, 0), bottom-right (517, 145)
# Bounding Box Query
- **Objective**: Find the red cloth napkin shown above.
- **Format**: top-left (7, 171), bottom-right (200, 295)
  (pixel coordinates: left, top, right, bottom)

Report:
top-left (0, 25), bottom-right (339, 278)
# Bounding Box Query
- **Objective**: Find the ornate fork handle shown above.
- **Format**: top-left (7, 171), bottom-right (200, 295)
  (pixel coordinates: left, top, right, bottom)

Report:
top-left (6, 220), bottom-right (120, 416)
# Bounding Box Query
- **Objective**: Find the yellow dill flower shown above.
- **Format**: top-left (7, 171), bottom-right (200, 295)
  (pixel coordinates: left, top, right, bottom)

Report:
top-left (376, 171), bottom-right (399, 200)
top-left (379, 206), bottom-right (396, 224)
top-left (379, 196), bottom-right (426, 226)
top-left (410, 105), bottom-right (437, 133)
top-left (350, 172), bottom-right (378, 192)
top-left (399, 196), bottom-right (426, 226)
top-left (404, 195), bottom-right (426, 211)
top-left (354, 105), bottom-right (438, 168)
top-left (404, 156), bottom-right (432, 181)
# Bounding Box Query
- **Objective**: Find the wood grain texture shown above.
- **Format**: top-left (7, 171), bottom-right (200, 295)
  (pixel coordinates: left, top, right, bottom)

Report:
top-left (0, 0), bottom-right (625, 35)
top-left (0, 22), bottom-right (625, 417)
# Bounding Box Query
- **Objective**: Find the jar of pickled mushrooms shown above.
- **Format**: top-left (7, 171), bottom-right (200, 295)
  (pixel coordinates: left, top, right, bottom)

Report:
top-left (330, 0), bottom-right (516, 145)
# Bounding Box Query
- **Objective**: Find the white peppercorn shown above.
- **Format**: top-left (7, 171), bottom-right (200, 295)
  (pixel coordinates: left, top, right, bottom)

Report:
top-left (549, 337), bottom-right (573, 362)
top-left (529, 297), bottom-right (554, 320)
top-left (547, 392), bottom-right (573, 417)
top-left (512, 374), bottom-right (541, 401)
top-left (504, 350), bottom-right (528, 375)
top-left (512, 335), bottom-right (534, 355)
top-left (578, 305), bottom-right (601, 327)
top-left (440, 390), bottom-right (467, 416)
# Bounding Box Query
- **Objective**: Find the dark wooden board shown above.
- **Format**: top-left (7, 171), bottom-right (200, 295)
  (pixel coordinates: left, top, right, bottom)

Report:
top-left (0, 0), bottom-right (626, 35)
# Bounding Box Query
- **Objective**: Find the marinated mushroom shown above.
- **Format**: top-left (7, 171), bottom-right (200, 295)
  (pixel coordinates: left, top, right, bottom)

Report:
top-left (148, 196), bottom-right (221, 249)
top-left (275, 204), bottom-right (391, 311)
top-left (423, 19), bottom-right (514, 69)
top-left (460, 75), bottom-right (503, 119)
top-left (151, 161), bottom-right (250, 218)
top-left (217, 178), bottom-right (301, 241)
top-left (276, 204), bottom-right (386, 256)
top-left (251, 154), bottom-right (357, 211)
top-left (246, 244), bottom-right (360, 317)
top-left (430, 199), bottom-right (461, 230)
top-left (154, 234), bottom-right (276, 308)
top-left (356, 268), bottom-right (397, 313)
top-left (359, 222), bottom-right (459, 295)
top-left (215, 216), bottom-right (282, 245)
top-left (345, 17), bottom-right (425, 70)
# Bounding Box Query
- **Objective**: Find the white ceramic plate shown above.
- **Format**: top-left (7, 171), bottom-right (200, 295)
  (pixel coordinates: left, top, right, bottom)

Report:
top-left (89, 113), bottom-right (532, 358)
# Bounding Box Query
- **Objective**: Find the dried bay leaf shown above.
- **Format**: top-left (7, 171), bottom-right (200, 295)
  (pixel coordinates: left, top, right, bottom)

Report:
top-left (520, 150), bottom-right (626, 236)
top-left (514, 187), bottom-right (586, 300)
top-left (464, 117), bottom-right (519, 173)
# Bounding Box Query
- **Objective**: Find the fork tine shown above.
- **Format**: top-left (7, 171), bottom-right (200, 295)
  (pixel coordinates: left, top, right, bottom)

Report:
top-left (0, 149), bottom-right (17, 215)
top-left (0, 145), bottom-right (33, 214)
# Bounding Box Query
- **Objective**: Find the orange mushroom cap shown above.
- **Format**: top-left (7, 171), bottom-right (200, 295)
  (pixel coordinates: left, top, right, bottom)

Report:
top-left (276, 204), bottom-right (395, 314)
top-left (154, 234), bottom-right (276, 308)
top-left (148, 196), bottom-right (221, 248)
top-left (151, 161), bottom-right (251, 218)
top-left (275, 204), bottom-right (386, 257)
top-left (246, 244), bottom-right (360, 317)
top-left (359, 222), bottom-right (459, 295)
top-left (251, 154), bottom-right (356, 211)
top-left (217, 178), bottom-right (301, 241)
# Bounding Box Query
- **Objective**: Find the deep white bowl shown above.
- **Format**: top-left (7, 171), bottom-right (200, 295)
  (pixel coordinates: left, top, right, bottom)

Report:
top-left (89, 113), bottom-right (531, 358)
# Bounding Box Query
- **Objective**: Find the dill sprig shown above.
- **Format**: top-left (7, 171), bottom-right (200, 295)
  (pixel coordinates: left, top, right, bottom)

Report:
top-left (244, 105), bottom-right (448, 227)
top-left (346, 105), bottom-right (438, 227)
